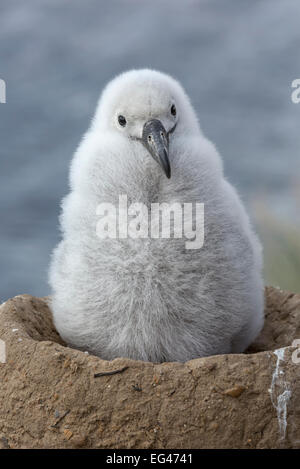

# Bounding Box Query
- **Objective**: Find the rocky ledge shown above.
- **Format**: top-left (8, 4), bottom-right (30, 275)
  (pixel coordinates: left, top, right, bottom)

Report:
top-left (0, 286), bottom-right (300, 449)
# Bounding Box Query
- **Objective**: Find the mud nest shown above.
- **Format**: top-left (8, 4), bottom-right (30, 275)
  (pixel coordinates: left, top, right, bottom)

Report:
top-left (0, 286), bottom-right (300, 449)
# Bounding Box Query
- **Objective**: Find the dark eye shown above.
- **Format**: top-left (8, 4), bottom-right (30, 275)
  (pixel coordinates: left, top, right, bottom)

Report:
top-left (171, 104), bottom-right (176, 117)
top-left (118, 115), bottom-right (127, 127)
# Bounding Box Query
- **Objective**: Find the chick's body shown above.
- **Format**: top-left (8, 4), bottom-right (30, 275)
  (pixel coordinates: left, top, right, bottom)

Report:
top-left (49, 70), bottom-right (264, 362)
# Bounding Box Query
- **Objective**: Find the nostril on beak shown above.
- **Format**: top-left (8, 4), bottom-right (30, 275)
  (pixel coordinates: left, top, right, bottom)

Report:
top-left (142, 119), bottom-right (171, 179)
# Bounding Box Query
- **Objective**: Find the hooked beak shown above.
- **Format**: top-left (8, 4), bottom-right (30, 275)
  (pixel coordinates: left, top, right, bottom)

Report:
top-left (142, 119), bottom-right (171, 179)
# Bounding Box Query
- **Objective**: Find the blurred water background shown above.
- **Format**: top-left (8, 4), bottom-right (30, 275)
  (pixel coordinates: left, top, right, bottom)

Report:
top-left (0, 0), bottom-right (299, 301)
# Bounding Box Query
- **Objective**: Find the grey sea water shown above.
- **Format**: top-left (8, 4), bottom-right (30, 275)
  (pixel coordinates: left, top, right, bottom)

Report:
top-left (0, 0), bottom-right (299, 300)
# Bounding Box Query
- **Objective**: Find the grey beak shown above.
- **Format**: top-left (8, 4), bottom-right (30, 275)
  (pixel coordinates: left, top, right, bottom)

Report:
top-left (142, 119), bottom-right (171, 179)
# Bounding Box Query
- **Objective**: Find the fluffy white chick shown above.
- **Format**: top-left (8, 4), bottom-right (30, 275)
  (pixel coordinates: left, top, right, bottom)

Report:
top-left (49, 69), bottom-right (264, 362)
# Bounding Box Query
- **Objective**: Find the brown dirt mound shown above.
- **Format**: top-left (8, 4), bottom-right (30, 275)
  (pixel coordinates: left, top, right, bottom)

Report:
top-left (0, 286), bottom-right (300, 449)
